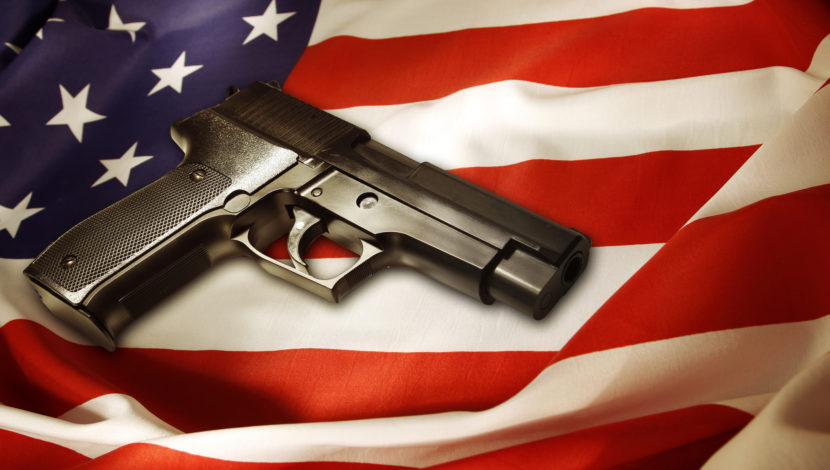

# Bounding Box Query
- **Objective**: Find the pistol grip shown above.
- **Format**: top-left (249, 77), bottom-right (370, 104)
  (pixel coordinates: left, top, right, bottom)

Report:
top-left (24, 163), bottom-right (232, 349)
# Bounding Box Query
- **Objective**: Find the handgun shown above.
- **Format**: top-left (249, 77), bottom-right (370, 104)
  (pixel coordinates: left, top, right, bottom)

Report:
top-left (24, 82), bottom-right (590, 351)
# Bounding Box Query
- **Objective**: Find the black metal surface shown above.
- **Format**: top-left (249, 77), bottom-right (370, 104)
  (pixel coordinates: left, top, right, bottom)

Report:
top-left (25, 163), bottom-right (230, 305)
top-left (25, 81), bottom-right (591, 350)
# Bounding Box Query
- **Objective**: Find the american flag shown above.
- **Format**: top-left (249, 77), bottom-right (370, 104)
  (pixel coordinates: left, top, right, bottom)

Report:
top-left (1, 0), bottom-right (829, 468)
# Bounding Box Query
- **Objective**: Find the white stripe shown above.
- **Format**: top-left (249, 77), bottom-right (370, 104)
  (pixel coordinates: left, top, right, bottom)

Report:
top-left (331, 64), bottom-right (824, 168)
top-left (309, 0), bottom-right (752, 45)
top-left (0, 244), bottom-right (660, 351)
top-left (703, 354), bottom-right (830, 469)
top-left (0, 394), bottom-right (179, 459)
top-left (147, 315), bottom-right (829, 466)
top-left (713, 393), bottom-right (774, 415)
top-left (8, 315), bottom-right (826, 462)
top-left (687, 41), bottom-right (830, 224)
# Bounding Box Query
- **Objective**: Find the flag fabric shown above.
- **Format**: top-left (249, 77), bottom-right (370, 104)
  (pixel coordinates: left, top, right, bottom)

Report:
top-left (1, 0), bottom-right (829, 468)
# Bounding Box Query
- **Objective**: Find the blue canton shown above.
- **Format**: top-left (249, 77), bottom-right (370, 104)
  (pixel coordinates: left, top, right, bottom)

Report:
top-left (0, 0), bottom-right (320, 258)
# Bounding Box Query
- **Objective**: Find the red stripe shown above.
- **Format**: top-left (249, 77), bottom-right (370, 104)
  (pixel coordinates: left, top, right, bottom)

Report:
top-left (452, 147), bottom-right (752, 247)
top-left (432, 405), bottom-right (749, 470)
top-left (0, 320), bottom-right (555, 433)
top-left (24, 405), bottom-right (749, 469)
top-left (619, 431), bottom-right (740, 470)
top-left (557, 183), bottom-right (830, 360)
top-left (285, 0), bottom-right (830, 108)
top-left (266, 146), bottom-right (753, 259)
top-left (0, 429), bottom-right (88, 469)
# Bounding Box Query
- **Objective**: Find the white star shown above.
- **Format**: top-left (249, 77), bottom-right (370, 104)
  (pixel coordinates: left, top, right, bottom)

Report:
top-left (107, 5), bottom-right (145, 43)
top-left (4, 42), bottom-right (21, 54)
top-left (0, 114), bottom-right (9, 127)
top-left (242, 0), bottom-right (295, 45)
top-left (46, 84), bottom-right (106, 143)
top-left (36, 18), bottom-right (65, 39)
top-left (148, 51), bottom-right (203, 96)
top-left (0, 193), bottom-right (44, 239)
top-left (91, 142), bottom-right (153, 187)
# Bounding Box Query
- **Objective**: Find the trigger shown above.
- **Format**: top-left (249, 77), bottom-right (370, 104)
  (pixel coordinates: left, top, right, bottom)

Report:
top-left (287, 207), bottom-right (325, 275)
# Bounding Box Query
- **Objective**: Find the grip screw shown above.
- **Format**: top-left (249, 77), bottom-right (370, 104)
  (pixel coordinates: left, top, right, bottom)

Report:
top-left (60, 255), bottom-right (77, 269)
top-left (190, 169), bottom-right (207, 182)
top-left (311, 187), bottom-right (323, 197)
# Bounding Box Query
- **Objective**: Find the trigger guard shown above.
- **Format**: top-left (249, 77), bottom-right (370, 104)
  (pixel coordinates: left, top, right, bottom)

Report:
top-left (233, 229), bottom-right (383, 302)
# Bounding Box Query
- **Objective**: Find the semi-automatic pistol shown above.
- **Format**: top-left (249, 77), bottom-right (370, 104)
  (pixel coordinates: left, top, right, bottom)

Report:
top-left (24, 82), bottom-right (590, 350)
